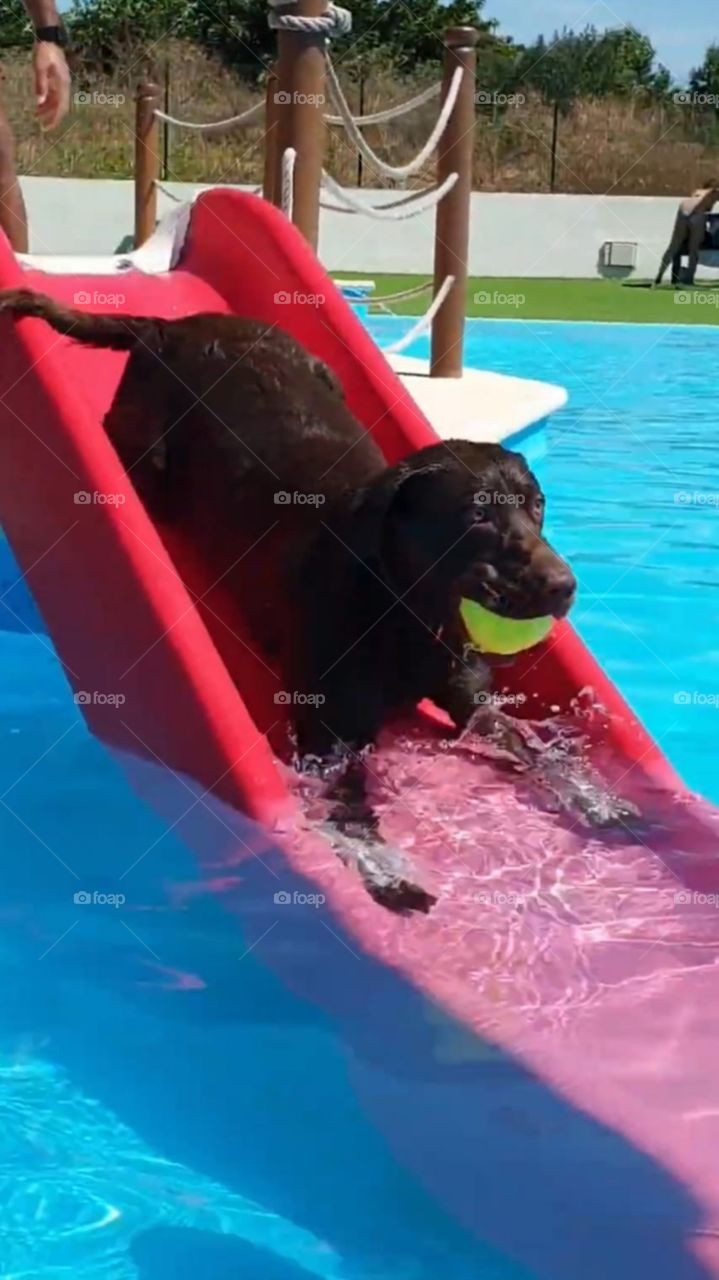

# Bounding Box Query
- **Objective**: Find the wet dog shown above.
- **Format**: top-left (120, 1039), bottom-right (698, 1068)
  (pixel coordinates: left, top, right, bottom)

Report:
top-left (0, 290), bottom-right (576, 911)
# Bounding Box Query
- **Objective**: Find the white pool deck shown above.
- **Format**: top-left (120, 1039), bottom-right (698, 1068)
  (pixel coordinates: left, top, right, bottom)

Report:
top-left (389, 354), bottom-right (567, 445)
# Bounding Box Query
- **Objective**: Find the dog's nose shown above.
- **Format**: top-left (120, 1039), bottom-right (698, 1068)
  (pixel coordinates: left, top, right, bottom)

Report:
top-left (539, 563), bottom-right (576, 617)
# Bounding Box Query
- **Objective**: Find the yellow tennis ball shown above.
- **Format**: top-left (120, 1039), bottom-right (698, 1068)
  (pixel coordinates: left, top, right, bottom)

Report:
top-left (460, 598), bottom-right (553, 656)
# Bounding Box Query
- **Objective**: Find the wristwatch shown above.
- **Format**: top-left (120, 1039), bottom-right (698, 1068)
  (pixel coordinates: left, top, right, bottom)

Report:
top-left (33, 24), bottom-right (68, 46)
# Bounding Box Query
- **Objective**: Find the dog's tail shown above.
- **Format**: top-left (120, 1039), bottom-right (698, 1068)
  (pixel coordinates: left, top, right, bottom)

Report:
top-left (0, 288), bottom-right (164, 352)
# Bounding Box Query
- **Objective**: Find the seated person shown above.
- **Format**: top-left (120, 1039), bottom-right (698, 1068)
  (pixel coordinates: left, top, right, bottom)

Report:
top-left (654, 180), bottom-right (719, 287)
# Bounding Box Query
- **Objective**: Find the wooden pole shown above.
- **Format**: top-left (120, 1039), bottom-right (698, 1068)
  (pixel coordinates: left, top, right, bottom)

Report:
top-left (430, 28), bottom-right (478, 379)
top-left (263, 63), bottom-right (281, 204)
top-left (134, 82), bottom-right (160, 248)
top-left (275, 0), bottom-right (328, 249)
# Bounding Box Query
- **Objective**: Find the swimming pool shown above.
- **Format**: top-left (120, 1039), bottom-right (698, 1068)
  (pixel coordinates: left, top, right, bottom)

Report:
top-left (2, 312), bottom-right (718, 1279)
top-left (366, 315), bottom-right (719, 805)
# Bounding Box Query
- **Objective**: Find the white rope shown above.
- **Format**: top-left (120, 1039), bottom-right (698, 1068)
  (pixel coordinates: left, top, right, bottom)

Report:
top-left (324, 80), bottom-right (441, 128)
top-left (268, 0), bottom-right (352, 36)
top-left (369, 279), bottom-right (433, 304)
top-left (325, 60), bottom-right (464, 180)
top-left (383, 275), bottom-right (455, 354)
top-left (281, 146), bottom-right (296, 219)
top-left (320, 170), bottom-right (458, 220)
top-left (153, 102), bottom-right (263, 133)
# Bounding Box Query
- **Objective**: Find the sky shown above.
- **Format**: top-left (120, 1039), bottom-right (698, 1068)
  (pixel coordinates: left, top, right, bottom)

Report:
top-left (487, 0), bottom-right (713, 84)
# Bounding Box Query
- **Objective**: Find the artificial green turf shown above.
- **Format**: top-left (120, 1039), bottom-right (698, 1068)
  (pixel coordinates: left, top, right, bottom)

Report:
top-left (332, 273), bottom-right (719, 324)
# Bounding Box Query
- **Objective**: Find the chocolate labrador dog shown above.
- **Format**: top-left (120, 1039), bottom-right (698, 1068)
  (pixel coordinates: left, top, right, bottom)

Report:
top-left (0, 290), bottom-right (576, 912)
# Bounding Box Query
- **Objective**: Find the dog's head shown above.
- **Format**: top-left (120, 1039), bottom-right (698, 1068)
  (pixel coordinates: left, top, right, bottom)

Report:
top-left (348, 439), bottom-right (576, 634)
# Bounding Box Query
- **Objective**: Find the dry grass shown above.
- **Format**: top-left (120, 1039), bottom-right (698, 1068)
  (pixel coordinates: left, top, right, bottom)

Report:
top-left (3, 41), bottom-right (719, 193)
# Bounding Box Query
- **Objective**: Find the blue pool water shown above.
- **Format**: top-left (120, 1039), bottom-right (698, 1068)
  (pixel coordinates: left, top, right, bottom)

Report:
top-left (0, 549), bottom-right (530, 1276)
top-left (368, 316), bottom-right (719, 805)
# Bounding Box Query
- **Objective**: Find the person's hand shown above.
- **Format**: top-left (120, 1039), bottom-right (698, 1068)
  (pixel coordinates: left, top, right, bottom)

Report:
top-left (33, 41), bottom-right (71, 131)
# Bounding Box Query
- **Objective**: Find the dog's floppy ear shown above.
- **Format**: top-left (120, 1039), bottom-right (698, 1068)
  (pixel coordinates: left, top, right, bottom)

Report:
top-left (345, 461), bottom-right (443, 573)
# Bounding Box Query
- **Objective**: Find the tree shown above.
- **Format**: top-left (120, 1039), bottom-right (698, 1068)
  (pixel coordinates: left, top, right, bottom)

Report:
top-left (690, 44), bottom-right (719, 100)
top-left (64, 0), bottom-right (491, 80)
top-left (0, 0), bottom-right (32, 47)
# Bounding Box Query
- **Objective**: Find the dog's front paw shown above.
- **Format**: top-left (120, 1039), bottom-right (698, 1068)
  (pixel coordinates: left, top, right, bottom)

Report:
top-left (320, 823), bottom-right (436, 915)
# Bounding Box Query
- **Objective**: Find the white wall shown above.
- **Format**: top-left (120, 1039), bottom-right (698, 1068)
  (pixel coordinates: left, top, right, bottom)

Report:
top-left (19, 177), bottom-right (719, 280)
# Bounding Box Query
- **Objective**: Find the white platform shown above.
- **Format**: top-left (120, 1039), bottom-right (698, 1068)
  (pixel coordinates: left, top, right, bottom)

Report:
top-left (389, 354), bottom-right (567, 445)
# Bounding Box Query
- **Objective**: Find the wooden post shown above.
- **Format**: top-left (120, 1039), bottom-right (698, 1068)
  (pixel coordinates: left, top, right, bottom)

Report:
top-left (134, 82), bottom-right (160, 248)
top-left (263, 63), bottom-right (281, 204)
top-left (275, 0), bottom-right (328, 249)
top-left (430, 28), bottom-right (478, 379)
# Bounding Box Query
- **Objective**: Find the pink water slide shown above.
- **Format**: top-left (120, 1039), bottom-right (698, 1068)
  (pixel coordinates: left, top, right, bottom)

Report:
top-left (1, 189), bottom-right (718, 1279)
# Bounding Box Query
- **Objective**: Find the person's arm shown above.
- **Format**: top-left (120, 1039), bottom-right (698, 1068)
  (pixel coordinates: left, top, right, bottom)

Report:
top-left (23, 0), bottom-right (62, 22)
top-left (21, 0), bottom-right (71, 130)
